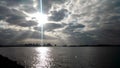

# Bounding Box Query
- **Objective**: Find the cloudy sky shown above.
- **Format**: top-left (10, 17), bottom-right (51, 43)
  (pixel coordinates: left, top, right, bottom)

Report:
top-left (0, 0), bottom-right (120, 45)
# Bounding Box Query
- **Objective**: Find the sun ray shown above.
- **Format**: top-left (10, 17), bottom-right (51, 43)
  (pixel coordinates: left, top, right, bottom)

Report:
top-left (39, 0), bottom-right (44, 46)
top-left (24, 0), bottom-right (46, 46)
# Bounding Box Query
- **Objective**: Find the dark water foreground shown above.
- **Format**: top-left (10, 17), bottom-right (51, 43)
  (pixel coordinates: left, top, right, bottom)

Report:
top-left (0, 55), bottom-right (24, 68)
top-left (0, 47), bottom-right (120, 68)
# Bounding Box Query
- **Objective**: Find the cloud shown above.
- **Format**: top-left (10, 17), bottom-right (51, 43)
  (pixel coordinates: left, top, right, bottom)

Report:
top-left (20, 5), bottom-right (37, 13)
top-left (97, 29), bottom-right (120, 45)
top-left (0, 28), bottom-right (56, 45)
top-left (63, 23), bottom-right (85, 33)
top-left (0, 0), bottom-right (120, 45)
top-left (34, 23), bottom-right (64, 31)
top-left (0, 0), bottom-right (39, 28)
top-left (44, 23), bottom-right (64, 31)
top-left (49, 0), bottom-right (120, 45)
top-left (49, 9), bottom-right (68, 21)
top-left (6, 15), bottom-right (38, 27)
top-left (0, 0), bottom-right (34, 7)
top-left (0, 0), bottom-right (69, 28)
top-left (18, 20), bottom-right (38, 27)
top-left (40, 0), bottom-right (68, 13)
top-left (0, 6), bottom-right (12, 16)
top-left (6, 15), bottom-right (25, 24)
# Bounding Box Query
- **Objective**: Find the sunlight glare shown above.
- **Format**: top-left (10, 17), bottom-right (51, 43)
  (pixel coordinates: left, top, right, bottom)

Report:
top-left (35, 47), bottom-right (51, 68)
top-left (30, 12), bottom-right (48, 26)
top-left (25, 12), bottom-right (48, 27)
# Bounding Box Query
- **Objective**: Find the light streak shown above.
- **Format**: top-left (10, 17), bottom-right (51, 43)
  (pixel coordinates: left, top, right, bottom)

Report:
top-left (40, 0), bottom-right (44, 46)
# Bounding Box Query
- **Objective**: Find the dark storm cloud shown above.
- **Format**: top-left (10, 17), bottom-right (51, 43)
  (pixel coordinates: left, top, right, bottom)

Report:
top-left (34, 23), bottom-right (64, 31)
top-left (49, 9), bottom-right (68, 21)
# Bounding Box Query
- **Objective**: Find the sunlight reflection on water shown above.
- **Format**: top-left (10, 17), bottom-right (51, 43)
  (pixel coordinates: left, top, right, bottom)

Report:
top-left (0, 47), bottom-right (119, 68)
top-left (35, 47), bottom-right (52, 68)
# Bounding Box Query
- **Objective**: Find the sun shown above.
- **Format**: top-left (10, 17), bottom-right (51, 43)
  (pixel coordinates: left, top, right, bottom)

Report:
top-left (31, 12), bottom-right (48, 26)
top-left (26, 12), bottom-right (48, 26)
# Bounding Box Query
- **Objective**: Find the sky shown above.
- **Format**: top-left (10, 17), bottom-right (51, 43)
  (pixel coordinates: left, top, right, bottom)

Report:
top-left (0, 0), bottom-right (120, 45)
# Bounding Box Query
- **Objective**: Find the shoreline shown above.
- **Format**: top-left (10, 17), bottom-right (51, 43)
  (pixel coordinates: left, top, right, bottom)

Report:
top-left (0, 55), bottom-right (24, 68)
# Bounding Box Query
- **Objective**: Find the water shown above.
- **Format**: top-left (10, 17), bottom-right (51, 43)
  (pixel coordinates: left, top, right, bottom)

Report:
top-left (0, 47), bottom-right (120, 68)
